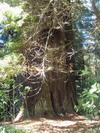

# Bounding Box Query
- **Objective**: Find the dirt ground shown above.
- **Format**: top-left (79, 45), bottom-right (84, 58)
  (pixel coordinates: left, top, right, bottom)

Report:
top-left (1, 114), bottom-right (100, 133)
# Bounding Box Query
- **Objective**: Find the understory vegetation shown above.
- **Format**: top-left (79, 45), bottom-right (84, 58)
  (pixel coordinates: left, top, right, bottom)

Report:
top-left (0, 125), bottom-right (26, 133)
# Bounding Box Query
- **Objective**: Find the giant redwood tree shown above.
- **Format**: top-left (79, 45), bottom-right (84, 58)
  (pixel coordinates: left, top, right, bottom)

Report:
top-left (17, 0), bottom-right (78, 118)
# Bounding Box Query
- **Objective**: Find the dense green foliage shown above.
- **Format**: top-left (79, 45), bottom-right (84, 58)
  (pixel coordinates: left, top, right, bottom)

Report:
top-left (0, 0), bottom-right (22, 6)
top-left (73, 0), bottom-right (100, 119)
top-left (0, 125), bottom-right (27, 133)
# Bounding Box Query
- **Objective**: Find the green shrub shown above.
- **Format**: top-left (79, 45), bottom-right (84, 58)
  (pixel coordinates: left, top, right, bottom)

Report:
top-left (0, 125), bottom-right (26, 133)
top-left (75, 83), bottom-right (100, 119)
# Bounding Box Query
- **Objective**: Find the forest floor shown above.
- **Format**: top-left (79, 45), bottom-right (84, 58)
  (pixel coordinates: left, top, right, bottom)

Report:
top-left (1, 114), bottom-right (100, 133)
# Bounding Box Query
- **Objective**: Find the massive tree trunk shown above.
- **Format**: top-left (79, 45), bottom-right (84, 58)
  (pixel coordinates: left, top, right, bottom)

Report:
top-left (17, 0), bottom-right (78, 118)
